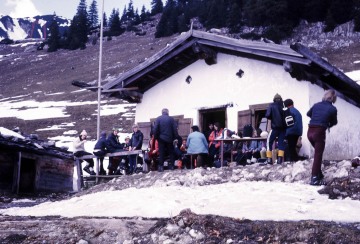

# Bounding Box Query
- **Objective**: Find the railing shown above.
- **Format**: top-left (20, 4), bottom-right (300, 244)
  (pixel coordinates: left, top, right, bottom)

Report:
top-left (74, 150), bottom-right (142, 190)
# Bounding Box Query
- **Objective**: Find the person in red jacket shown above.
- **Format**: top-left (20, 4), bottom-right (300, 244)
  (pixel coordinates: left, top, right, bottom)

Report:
top-left (208, 122), bottom-right (224, 166)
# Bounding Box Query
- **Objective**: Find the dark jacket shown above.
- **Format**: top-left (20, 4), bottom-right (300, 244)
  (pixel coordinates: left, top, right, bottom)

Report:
top-left (307, 101), bottom-right (337, 128)
top-left (154, 113), bottom-right (178, 143)
top-left (94, 135), bottom-right (107, 152)
top-left (106, 133), bottom-right (124, 152)
top-left (130, 130), bottom-right (144, 150)
top-left (266, 101), bottom-right (285, 129)
top-left (286, 107), bottom-right (303, 136)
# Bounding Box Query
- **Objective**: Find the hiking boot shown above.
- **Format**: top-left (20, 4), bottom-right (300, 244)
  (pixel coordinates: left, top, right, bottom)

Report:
top-left (310, 176), bottom-right (326, 186)
top-left (83, 166), bottom-right (91, 175)
top-left (158, 165), bottom-right (164, 172)
top-left (99, 169), bottom-right (106, 175)
top-left (266, 157), bottom-right (273, 165)
top-left (277, 156), bottom-right (283, 164)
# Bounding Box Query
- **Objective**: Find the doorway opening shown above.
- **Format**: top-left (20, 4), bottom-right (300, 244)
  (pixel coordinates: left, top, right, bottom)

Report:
top-left (199, 107), bottom-right (226, 133)
top-left (19, 158), bottom-right (36, 193)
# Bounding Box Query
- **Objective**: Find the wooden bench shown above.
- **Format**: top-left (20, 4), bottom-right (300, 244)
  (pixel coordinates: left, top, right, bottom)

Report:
top-left (216, 137), bottom-right (267, 167)
top-left (74, 150), bottom-right (142, 189)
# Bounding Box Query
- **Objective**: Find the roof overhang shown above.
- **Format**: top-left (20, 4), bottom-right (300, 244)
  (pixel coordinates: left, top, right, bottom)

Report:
top-left (73, 30), bottom-right (360, 107)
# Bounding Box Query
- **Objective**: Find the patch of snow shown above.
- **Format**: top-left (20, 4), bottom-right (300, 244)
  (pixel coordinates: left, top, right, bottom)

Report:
top-left (0, 127), bottom-right (25, 139)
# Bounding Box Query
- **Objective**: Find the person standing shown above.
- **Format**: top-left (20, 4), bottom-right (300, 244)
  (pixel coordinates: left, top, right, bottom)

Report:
top-left (93, 131), bottom-right (108, 175)
top-left (186, 125), bottom-right (209, 168)
top-left (283, 99), bottom-right (303, 162)
top-left (203, 123), bottom-right (214, 143)
top-left (208, 122), bottom-right (224, 166)
top-left (153, 108), bottom-right (178, 172)
top-left (307, 89), bottom-right (337, 186)
top-left (265, 93), bottom-right (286, 164)
top-left (73, 130), bottom-right (96, 175)
top-left (129, 124), bottom-right (143, 174)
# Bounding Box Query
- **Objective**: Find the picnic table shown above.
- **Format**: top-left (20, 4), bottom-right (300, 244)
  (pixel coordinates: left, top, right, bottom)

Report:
top-left (74, 150), bottom-right (142, 190)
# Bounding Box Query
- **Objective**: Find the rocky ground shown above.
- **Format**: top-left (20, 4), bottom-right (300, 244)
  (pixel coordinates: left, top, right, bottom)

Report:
top-left (1, 160), bottom-right (360, 243)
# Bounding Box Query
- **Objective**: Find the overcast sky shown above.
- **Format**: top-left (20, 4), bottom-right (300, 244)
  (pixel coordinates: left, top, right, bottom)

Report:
top-left (0, 0), bottom-right (152, 19)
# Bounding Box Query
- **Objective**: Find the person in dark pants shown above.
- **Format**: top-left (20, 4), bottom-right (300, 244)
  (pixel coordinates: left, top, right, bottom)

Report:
top-left (186, 125), bottom-right (209, 168)
top-left (154, 108), bottom-right (178, 172)
top-left (307, 89), bottom-right (337, 186)
top-left (106, 128), bottom-right (124, 175)
top-left (93, 131), bottom-right (108, 175)
top-left (129, 124), bottom-right (143, 174)
top-left (283, 99), bottom-right (303, 162)
top-left (265, 93), bottom-right (286, 164)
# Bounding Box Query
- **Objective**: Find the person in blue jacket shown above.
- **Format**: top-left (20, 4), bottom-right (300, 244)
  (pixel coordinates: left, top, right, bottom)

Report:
top-left (186, 125), bottom-right (209, 168)
top-left (265, 93), bottom-right (286, 164)
top-left (128, 124), bottom-right (143, 174)
top-left (283, 99), bottom-right (303, 162)
top-left (307, 89), bottom-right (337, 186)
top-left (93, 131), bottom-right (108, 175)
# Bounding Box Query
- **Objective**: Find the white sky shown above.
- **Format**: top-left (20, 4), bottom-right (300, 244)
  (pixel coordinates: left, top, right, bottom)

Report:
top-left (0, 0), bottom-right (152, 19)
top-left (1, 178), bottom-right (360, 223)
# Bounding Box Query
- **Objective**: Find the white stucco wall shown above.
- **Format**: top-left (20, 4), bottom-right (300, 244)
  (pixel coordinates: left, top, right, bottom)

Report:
top-left (134, 52), bottom-right (360, 160)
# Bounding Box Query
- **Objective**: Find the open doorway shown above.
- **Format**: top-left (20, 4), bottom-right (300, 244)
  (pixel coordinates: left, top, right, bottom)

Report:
top-left (19, 158), bottom-right (36, 193)
top-left (199, 107), bottom-right (226, 133)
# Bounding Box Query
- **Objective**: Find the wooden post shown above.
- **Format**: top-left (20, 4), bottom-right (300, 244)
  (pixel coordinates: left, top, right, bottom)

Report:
top-left (95, 158), bottom-right (100, 184)
top-left (220, 140), bottom-right (224, 167)
top-left (16, 152), bottom-right (21, 194)
top-left (75, 158), bottom-right (82, 191)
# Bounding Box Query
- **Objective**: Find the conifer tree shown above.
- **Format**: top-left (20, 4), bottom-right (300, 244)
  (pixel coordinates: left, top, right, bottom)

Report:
top-left (151, 0), bottom-right (164, 15)
top-left (103, 12), bottom-right (108, 27)
top-left (155, 0), bottom-right (178, 38)
top-left (109, 8), bottom-right (122, 36)
top-left (88, 0), bottom-right (99, 28)
top-left (67, 0), bottom-right (89, 50)
top-left (47, 16), bottom-right (60, 52)
top-left (140, 5), bottom-right (150, 22)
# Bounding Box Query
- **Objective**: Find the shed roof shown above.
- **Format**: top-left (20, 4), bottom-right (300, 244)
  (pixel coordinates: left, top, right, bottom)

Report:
top-left (77, 30), bottom-right (360, 108)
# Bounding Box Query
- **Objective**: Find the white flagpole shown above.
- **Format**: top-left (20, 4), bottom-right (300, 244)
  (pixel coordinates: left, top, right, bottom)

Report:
top-left (97, 0), bottom-right (105, 140)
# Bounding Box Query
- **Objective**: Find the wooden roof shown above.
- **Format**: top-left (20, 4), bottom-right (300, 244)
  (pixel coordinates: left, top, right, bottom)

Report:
top-left (0, 134), bottom-right (73, 159)
top-left (88, 30), bottom-right (360, 107)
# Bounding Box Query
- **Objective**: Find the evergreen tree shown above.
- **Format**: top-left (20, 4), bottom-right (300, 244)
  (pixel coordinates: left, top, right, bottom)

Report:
top-left (103, 12), bottom-right (108, 27)
top-left (155, 0), bottom-right (178, 38)
top-left (151, 0), bottom-right (164, 15)
top-left (227, 0), bottom-right (243, 33)
top-left (302, 0), bottom-right (329, 22)
top-left (120, 6), bottom-right (127, 22)
top-left (88, 0), bottom-right (99, 28)
top-left (127, 0), bottom-right (135, 20)
top-left (328, 0), bottom-right (353, 25)
top-left (140, 5), bottom-right (150, 22)
top-left (205, 0), bottom-right (227, 29)
top-left (67, 0), bottom-right (89, 50)
top-left (354, 1), bottom-right (360, 32)
top-left (47, 17), bottom-right (60, 52)
top-left (109, 8), bottom-right (123, 36)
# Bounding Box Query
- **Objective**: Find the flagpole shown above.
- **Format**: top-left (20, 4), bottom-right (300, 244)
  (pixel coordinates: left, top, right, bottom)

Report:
top-left (97, 0), bottom-right (105, 140)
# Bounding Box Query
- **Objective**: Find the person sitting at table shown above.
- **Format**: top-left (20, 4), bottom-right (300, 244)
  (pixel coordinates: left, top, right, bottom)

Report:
top-left (208, 122), bottom-right (223, 167)
top-left (244, 128), bottom-right (264, 164)
top-left (106, 127), bottom-right (125, 175)
top-left (186, 125), bottom-right (209, 168)
top-left (93, 131), bottom-right (108, 175)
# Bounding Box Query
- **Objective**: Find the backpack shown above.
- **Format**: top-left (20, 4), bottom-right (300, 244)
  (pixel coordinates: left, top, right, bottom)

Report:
top-left (282, 103), bottom-right (295, 127)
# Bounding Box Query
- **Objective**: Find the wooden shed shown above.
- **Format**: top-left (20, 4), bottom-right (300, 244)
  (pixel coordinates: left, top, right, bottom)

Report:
top-left (0, 128), bottom-right (74, 194)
